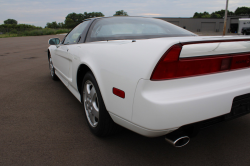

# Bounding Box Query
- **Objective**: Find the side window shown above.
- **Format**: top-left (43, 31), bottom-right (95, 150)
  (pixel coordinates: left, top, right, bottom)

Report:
top-left (64, 21), bottom-right (89, 45)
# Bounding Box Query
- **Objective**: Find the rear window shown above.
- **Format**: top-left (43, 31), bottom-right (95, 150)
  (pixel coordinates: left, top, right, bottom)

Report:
top-left (86, 17), bottom-right (196, 42)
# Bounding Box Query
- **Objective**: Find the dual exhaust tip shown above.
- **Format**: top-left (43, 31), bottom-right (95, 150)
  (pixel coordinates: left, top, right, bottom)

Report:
top-left (165, 132), bottom-right (190, 147)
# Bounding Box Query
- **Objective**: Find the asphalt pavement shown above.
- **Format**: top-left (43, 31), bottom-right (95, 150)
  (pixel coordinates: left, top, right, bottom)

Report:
top-left (0, 35), bottom-right (250, 166)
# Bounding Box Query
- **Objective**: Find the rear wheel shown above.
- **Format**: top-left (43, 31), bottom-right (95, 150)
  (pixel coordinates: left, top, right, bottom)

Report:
top-left (82, 72), bottom-right (121, 137)
top-left (84, 80), bottom-right (99, 127)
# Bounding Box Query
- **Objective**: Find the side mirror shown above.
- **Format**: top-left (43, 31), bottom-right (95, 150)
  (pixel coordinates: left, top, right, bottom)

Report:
top-left (48, 38), bottom-right (60, 45)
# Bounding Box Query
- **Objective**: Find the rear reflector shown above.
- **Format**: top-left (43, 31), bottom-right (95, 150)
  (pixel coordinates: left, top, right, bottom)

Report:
top-left (113, 88), bottom-right (125, 98)
top-left (151, 44), bottom-right (250, 80)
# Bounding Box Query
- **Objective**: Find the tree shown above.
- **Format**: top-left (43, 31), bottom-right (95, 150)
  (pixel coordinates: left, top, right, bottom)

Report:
top-left (90, 12), bottom-right (104, 17)
top-left (193, 12), bottom-right (203, 18)
top-left (201, 14), bottom-right (211, 18)
top-left (235, 6), bottom-right (250, 15)
top-left (64, 17), bottom-right (75, 29)
top-left (210, 12), bottom-right (221, 18)
top-left (193, 11), bottom-right (210, 18)
top-left (57, 22), bottom-right (64, 28)
top-left (65, 12), bottom-right (83, 28)
top-left (45, 21), bottom-right (65, 28)
top-left (46, 21), bottom-right (59, 29)
top-left (83, 12), bottom-right (104, 19)
top-left (193, 9), bottom-right (235, 18)
top-left (64, 12), bottom-right (104, 29)
top-left (113, 10), bottom-right (128, 16)
top-left (213, 9), bottom-right (234, 18)
top-left (4, 19), bottom-right (17, 25)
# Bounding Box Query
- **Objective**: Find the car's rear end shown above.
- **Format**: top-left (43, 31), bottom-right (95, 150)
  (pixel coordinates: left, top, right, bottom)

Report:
top-left (83, 17), bottom-right (250, 146)
top-left (131, 37), bottom-right (250, 142)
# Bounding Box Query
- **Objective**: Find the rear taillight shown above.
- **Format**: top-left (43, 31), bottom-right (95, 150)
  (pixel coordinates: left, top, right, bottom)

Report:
top-left (151, 44), bottom-right (250, 80)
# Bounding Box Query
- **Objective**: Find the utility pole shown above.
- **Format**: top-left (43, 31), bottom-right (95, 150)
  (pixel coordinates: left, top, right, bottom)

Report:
top-left (223, 0), bottom-right (229, 36)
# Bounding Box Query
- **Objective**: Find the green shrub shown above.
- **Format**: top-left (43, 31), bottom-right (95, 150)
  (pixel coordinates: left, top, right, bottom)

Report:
top-left (0, 28), bottom-right (70, 38)
top-left (10, 29), bottom-right (18, 34)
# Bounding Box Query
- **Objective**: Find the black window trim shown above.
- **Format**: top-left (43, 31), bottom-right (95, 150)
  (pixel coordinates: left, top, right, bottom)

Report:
top-left (61, 18), bottom-right (95, 45)
top-left (85, 17), bottom-right (197, 43)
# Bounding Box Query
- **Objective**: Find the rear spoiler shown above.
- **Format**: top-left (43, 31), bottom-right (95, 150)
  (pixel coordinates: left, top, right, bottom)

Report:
top-left (179, 37), bottom-right (250, 58)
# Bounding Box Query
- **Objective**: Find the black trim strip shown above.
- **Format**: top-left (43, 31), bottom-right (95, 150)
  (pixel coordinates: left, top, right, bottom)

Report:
top-left (181, 38), bottom-right (250, 46)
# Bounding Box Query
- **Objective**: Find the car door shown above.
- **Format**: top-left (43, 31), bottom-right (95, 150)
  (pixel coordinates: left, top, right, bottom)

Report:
top-left (54, 44), bottom-right (70, 81)
top-left (54, 21), bottom-right (90, 83)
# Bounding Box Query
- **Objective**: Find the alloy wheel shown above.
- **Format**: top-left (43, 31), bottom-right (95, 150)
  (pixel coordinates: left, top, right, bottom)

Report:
top-left (49, 58), bottom-right (55, 77)
top-left (83, 80), bottom-right (99, 127)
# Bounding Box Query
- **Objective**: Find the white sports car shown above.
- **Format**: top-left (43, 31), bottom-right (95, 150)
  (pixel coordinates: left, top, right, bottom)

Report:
top-left (48, 17), bottom-right (250, 147)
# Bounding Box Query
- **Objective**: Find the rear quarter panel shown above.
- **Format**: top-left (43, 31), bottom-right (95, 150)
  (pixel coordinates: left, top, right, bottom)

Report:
top-left (75, 39), bottom-right (178, 121)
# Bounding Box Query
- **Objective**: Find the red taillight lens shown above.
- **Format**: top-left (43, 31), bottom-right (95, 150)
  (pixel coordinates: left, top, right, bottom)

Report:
top-left (162, 44), bottom-right (182, 62)
top-left (151, 44), bottom-right (250, 80)
top-left (151, 44), bottom-right (182, 80)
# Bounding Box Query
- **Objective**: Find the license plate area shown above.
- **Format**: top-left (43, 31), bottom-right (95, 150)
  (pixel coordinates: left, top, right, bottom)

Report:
top-left (225, 93), bottom-right (250, 120)
top-left (180, 93), bottom-right (250, 135)
top-left (199, 93), bottom-right (250, 129)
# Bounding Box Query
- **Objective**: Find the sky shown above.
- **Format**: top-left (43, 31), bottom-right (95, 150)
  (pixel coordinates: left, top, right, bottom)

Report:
top-left (0, 0), bottom-right (249, 27)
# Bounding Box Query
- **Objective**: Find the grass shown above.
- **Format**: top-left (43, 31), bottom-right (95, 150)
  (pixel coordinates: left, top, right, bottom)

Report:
top-left (0, 28), bottom-right (69, 38)
top-left (0, 33), bottom-right (19, 38)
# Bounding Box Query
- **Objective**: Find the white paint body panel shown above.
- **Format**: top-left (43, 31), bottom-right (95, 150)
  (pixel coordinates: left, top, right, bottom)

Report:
top-left (49, 35), bottom-right (250, 137)
top-left (133, 68), bottom-right (250, 130)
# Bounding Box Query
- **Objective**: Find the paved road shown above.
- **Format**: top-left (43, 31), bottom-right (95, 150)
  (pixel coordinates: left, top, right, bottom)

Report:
top-left (1, 35), bottom-right (250, 166)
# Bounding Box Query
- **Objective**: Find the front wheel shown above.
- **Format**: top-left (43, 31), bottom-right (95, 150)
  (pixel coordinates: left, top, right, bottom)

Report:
top-left (49, 57), bottom-right (58, 80)
top-left (82, 72), bottom-right (121, 137)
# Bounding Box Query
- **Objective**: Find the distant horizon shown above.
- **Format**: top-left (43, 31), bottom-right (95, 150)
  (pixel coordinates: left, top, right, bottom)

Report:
top-left (5, 15), bottom-right (250, 28)
top-left (1, 0), bottom-right (249, 27)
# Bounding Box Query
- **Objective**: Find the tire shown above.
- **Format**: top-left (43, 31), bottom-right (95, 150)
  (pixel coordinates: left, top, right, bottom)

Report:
top-left (82, 72), bottom-right (121, 137)
top-left (49, 57), bottom-right (58, 81)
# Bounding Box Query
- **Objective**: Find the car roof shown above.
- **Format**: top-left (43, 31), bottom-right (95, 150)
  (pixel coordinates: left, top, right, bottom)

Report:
top-left (84, 16), bottom-right (151, 21)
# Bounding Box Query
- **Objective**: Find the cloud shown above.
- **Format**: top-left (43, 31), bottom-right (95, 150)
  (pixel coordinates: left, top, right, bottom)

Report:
top-left (141, 13), bottom-right (162, 16)
top-left (0, 0), bottom-right (249, 26)
top-left (18, 21), bottom-right (37, 24)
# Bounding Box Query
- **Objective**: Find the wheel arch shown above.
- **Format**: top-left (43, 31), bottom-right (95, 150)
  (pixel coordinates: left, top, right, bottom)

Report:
top-left (77, 63), bottom-right (101, 103)
top-left (47, 49), bottom-right (50, 61)
top-left (77, 63), bottom-right (119, 130)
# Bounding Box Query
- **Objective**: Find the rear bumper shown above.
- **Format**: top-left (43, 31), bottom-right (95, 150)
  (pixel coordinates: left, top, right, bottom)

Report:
top-left (132, 68), bottom-right (250, 135)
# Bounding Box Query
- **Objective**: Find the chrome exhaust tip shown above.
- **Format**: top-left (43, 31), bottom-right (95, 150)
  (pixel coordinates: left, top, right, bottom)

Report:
top-left (165, 135), bottom-right (190, 147)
